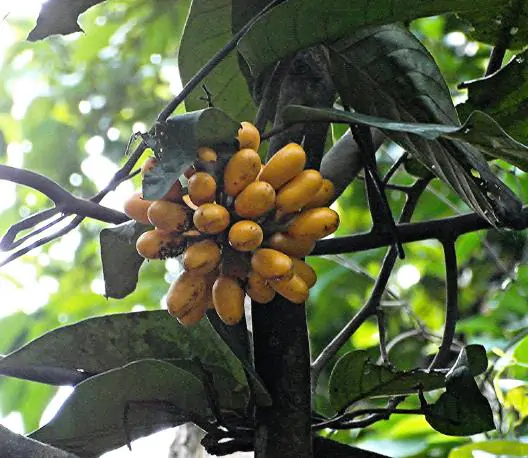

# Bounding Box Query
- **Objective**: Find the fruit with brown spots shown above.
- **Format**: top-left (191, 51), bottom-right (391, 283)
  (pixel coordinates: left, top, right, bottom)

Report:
top-left (147, 200), bottom-right (191, 232)
top-left (223, 148), bottom-right (262, 196)
top-left (166, 272), bottom-right (207, 318)
top-left (246, 270), bottom-right (275, 304)
top-left (124, 192), bottom-right (152, 225)
top-left (193, 203), bottom-right (230, 234)
top-left (304, 178), bottom-right (335, 208)
top-left (136, 230), bottom-right (185, 259)
top-left (212, 275), bottom-right (245, 325)
top-left (183, 239), bottom-right (221, 274)
top-left (288, 207), bottom-right (339, 241)
top-left (188, 172), bottom-right (216, 205)
top-left (292, 258), bottom-right (317, 288)
top-left (270, 274), bottom-right (309, 304)
top-left (237, 121), bottom-right (260, 151)
top-left (268, 232), bottom-right (315, 258)
top-left (234, 181), bottom-right (276, 219)
top-left (276, 169), bottom-right (323, 214)
top-left (259, 143), bottom-right (306, 189)
top-left (251, 248), bottom-right (293, 280)
top-left (228, 220), bottom-right (263, 252)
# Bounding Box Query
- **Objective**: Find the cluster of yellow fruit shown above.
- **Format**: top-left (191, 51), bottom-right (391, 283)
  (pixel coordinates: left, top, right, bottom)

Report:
top-left (124, 122), bottom-right (339, 326)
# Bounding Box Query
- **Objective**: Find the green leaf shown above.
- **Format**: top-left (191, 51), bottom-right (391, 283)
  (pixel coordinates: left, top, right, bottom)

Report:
top-left (326, 24), bottom-right (523, 226)
top-left (99, 221), bottom-right (146, 299)
top-left (30, 360), bottom-right (212, 457)
top-left (143, 108), bottom-right (239, 200)
top-left (459, 1), bottom-right (528, 49)
top-left (0, 311), bottom-right (246, 388)
top-left (459, 49), bottom-right (528, 148)
top-left (329, 346), bottom-right (488, 411)
top-left (237, 0), bottom-right (504, 76)
top-left (426, 348), bottom-right (495, 436)
top-left (513, 333), bottom-right (528, 365)
top-left (179, 0), bottom-right (255, 120)
top-left (27, 0), bottom-right (107, 41)
top-left (449, 440), bottom-right (528, 458)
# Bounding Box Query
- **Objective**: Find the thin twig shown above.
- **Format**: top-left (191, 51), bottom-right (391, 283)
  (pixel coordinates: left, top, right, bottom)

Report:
top-left (429, 240), bottom-right (458, 370)
top-left (383, 152), bottom-right (408, 184)
top-left (311, 178), bottom-right (430, 384)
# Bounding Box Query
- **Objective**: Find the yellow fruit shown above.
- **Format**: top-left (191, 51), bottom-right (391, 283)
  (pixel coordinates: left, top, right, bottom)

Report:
top-left (162, 180), bottom-right (185, 202)
top-left (268, 232), bottom-right (315, 257)
top-left (270, 274), bottom-right (309, 304)
top-left (147, 200), bottom-right (191, 232)
top-left (193, 203), bottom-right (230, 234)
top-left (166, 272), bottom-right (207, 318)
top-left (204, 270), bottom-right (218, 309)
top-left (246, 270), bottom-right (275, 304)
top-left (259, 143), bottom-right (306, 189)
top-left (141, 157), bottom-right (157, 176)
top-left (197, 146), bottom-right (217, 164)
top-left (237, 121), bottom-right (260, 151)
top-left (177, 302), bottom-right (206, 326)
top-left (288, 207), bottom-right (339, 240)
top-left (304, 178), bottom-right (335, 208)
top-left (188, 172), bottom-right (216, 205)
top-left (223, 148), bottom-right (262, 196)
top-left (212, 275), bottom-right (245, 325)
top-left (251, 248), bottom-right (293, 280)
top-left (234, 181), bottom-right (276, 219)
top-left (136, 230), bottom-right (185, 259)
top-left (276, 169), bottom-right (323, 214)
top-left (292, 258), bottom-right (317, 288)
top-left (183, 239), bottom-right (221, 274)
top-left (228, 220), bottom-right (263, 252)
top-left (124, 192), bottom-right (152, 225)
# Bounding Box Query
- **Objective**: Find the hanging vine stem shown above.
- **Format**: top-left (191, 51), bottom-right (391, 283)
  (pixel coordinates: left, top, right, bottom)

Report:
top-left (311, 177), bottom-right (430, 386)
top-left (429, 239), bottom-right (459, 370)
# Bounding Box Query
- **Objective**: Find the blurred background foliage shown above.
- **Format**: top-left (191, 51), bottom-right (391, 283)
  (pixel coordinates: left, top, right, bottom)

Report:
top-left (0, 1), bottom-right (527, 457)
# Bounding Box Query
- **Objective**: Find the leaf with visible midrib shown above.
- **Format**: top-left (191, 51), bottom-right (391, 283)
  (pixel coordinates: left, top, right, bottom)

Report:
top-left (237, 0), bottom-right (505, 76)
top-left (179, 0), bottom-right (255, 120)
top-left (30, 360), bottom-right (212, 457)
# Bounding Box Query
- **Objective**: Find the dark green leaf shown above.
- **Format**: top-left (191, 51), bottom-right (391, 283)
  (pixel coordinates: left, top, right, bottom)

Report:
top-left (237, 0), bottom-right (503, 76)
top-left (426, 348), bottom-right (495, 436)
top-left (30, 360), bottom-right (212, 457)
top-left (27, 0), bottom-right (107, 41)
top-left (0, 311), bottom-right (246, 388)
top-left (143, 108), bottom-right (239, 200)
top-left (459, 49), bottom-right (528, 148)
top-left (99, 221), bottom-right (146, 299)
top-left (179, 0), bottom-right (255, 120)
top-left (327, 24), bottom-right (522, 226)
top-left (328, 346), bottom-right (488, 411)
top-left (459, 0), bottom-right (528, 49)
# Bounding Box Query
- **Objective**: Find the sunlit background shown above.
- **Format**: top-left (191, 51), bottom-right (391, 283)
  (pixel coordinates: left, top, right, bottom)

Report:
top-left (1, 0), bottom-right (527, 457)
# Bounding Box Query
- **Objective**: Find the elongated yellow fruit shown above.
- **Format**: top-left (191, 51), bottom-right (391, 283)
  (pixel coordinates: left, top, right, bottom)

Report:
top-left (292, 258), bottom-right (317, 288)
top-left (288, 207), bottom-right (339, 240)
top-left (197, 146), bottom-right (217, 164)
top-left (228, 220), bottom-right (263, 252)
top-left (193, 203), bottom-right (230, 234)
top-left (136, 230), bottom-right (185, 259)
top-left (276, 169), bottom-right (323, 214)
top-left (147, 200), bottom-right (191, 232)
top-left (237, 121), bottom-right (260, 151)
top-left (166, 272), bottom-right (207, 318)
top-left (183, 239), bottom-right (221, 274)
top-left (177, 301), bottom-right (206, 326)
top-left (246, 270), bottom-right (276, 304)
top-left (213, 275), bottom-right (245, 325)
top-left (234, 181), bottom-right (276, 219)
top-left (251, 248), bottom-right (293, 280)
top-left (188, 172), bottom-right (216, 206)
top-left (304, 178), bottom-right (335, 209)
top-left (268, 232), bottom-right (315, 258)
top-left (259, 143), bottom-right (306, 189)
top-left (223, 148), bottom-right (262, 196)
top-left (124, 192), bottom-right (152, 225)
top-left (270, 274), bottom-right (309, 304)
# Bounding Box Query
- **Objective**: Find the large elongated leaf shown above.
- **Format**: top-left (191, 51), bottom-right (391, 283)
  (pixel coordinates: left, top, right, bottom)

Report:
top-left (459, 49), bottom-right (528, 147)
top-left (179, 0), bottom-right (255, 120)
top-left (143, 108), bottom-right (239, 200)
top-left (426, 348), bottom-right (495, 436)
top-left (100, 221), bottom-right (146, 299)
top-left (0, 311), bottom-right (241, 388)
top-left (329, 345), bottom-right (487, 412)
top-left (30, 360), bottom-right (212, 457)
top-left (328, 24), bottom-right (522, 226)
top-left (282, 106), bottom-right (528, 169)
top-left (237, 0), bottom-right (504, 76)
